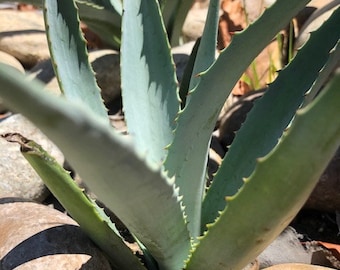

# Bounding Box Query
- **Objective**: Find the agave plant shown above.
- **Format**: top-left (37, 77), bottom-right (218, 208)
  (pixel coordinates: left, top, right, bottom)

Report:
top-left (0, 0), bottom-right (339, 269)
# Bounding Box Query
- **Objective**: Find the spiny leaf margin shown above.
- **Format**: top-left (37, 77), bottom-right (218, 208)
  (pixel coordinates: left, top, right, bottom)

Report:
top-left (186, 70), bottom-right (340, 270)
top-left (202, 5), bottom-right (340, 228)
top-left (121, 0), bottom-right (180, 165)
top-left (44, 0), bottom-right (109, 122)
top-left (0, 65), bottom-right (191, 270)
top-left (164, 0), bottom-right (311, 240)
top-left (2, 133), bottom-right (145, 270)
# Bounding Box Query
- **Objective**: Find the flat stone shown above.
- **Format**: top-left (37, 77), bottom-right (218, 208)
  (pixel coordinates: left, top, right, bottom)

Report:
top-left (0, 198), bottom-right (111, 270)
top-left (0, 114), bottom-right (64, 202)
top-left (0, 10), bottom-right (49, 68)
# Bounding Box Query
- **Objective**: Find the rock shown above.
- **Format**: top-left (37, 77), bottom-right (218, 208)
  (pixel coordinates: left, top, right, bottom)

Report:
top-left (308, 0), bottom-right (336, 9)
top-left (0, 50), bottom-right (25, 73)
top-left (0, 3), bottom-right (17, 9)
top-left (0, 10), bottom-right (50, 68)
top-left (263, 263), bottom-right (336, 270)
top-left (304, 147), bottom-right (340, 213)
top-left (29, 49), bottom-right (121, 105)
top-left (192, 0), bottom-right (210, 9)
top-left (295, 1), bottom-right (340, 49)
top-left (90, 49), bottom-right (121, 105)
top-left (242, 0), bottom-right (268, 22)
top-left (257, 227), bottom-right (312, 268)
top-left (171, 41), bottom-right (220, 84)
top-left (309, 241), bottom-right (340, 269)
top-left (0, 114), bottom-right (64, 202)
top-left (207, 134), bottom-right (225, 184)
top-left (171, 41), bottom-right (196, 56)
top-left (171, 42), bottom-right (195, 83)
top-left (182, 6), bottom-right (209, 42)
top-left (28, 57), bottom-right (61, 96)
top-left (0, 198), bottom-right (111, 270)
top-left (218, 89), bottom-right (265, 150)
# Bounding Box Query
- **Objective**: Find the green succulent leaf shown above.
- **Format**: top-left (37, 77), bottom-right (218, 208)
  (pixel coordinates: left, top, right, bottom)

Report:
top-left (77, 0), bottom-right (122, 15)
top-left (2, 133), bottom-right (145, 270)
top-left (160, 0), bottom-right (181, 32)
top-left (202, 6), bottom-right (340, 228)
top-left (178, 38), bottom-right (201, 107)
top-left (1, 0), bottom-right (338, 269)
top-left (121, 0), bottom-right (180, 165)
top-left (163, 0), bottom-right (219, 238)
top-left (187, 0), bottom-right (219, 93)
top-left (0, 65), bottom-right (190, 270)
top-left (44, 0), bottom-right (109, 122)
top-left (163, 0), bottom-right (194, 46)
top-left (303, 40), bottom-right (340, 106)
top-left (187, 70), bottom-right (340, 270)
top-left (77, 1), bottom-right (122, 49)
top-left (165, 0), bottom-right (311, 239)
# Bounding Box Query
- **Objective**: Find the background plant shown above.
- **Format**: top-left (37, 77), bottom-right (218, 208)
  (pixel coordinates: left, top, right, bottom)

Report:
top-left (0, 0), bottom-right (339, 270)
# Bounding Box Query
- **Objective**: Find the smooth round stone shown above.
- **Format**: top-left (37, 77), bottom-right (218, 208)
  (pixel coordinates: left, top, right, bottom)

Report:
top-left (264, 263), bottom-right (335, 270)
top-left (0, 50), bottom-right (25, 73)
top-left (0, 114), bottom-right (64, 202)
top-left (29, 49), bottom-right (121, 104)
top-left (0, 198), bottom-right (111, 270)
top-left (0, 10), bottom-right (50, 68)
top-left (182, 7), bottom-right (208, 42)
